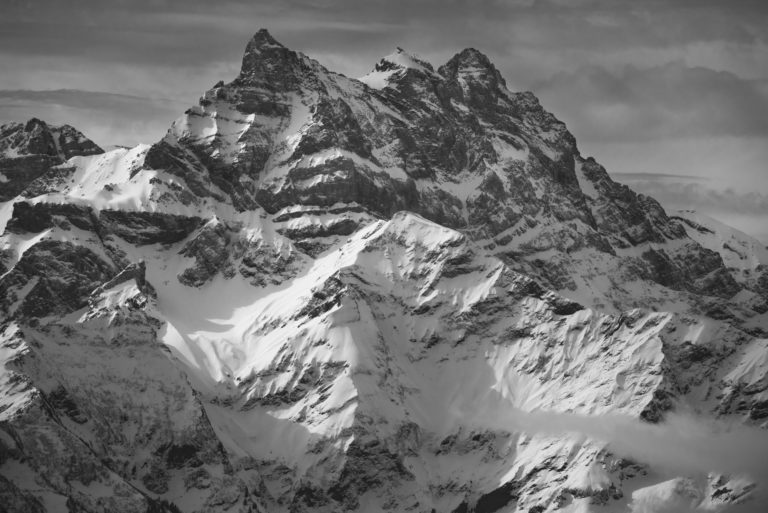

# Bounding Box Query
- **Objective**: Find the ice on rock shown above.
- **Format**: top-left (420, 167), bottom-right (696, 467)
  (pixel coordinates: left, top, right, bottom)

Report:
top-left (359, 47), bottom-right (435, 89)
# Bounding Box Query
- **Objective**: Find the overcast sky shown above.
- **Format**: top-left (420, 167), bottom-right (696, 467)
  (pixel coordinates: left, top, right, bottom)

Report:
top-left (2, 0), bottom-right (767, 240)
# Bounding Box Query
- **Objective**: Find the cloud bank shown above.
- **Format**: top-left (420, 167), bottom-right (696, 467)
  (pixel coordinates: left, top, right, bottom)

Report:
top-left (0, 89), bottom-right (187, 147)
top-left (481, 406), bottom-right (768, 511)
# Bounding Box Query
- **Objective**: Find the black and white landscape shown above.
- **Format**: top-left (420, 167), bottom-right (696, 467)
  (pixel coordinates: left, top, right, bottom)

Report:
top-left (1, 6), bottom-right (768, 513)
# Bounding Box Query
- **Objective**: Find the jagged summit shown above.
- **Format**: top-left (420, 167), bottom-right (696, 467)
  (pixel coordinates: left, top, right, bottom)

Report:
top-left (242, 28), bottom-right (286, 59)
top-left (153, 31), bottom-right (748, 310)
top-left (0, 118), bottom-right (103, 201)
top-left (438, 47), bottom-right (507, 88)
top-left (359, 47), bottom-right (436, 89)
top-left (238, 28), bottom-right (303, 85)
top-left (0, 118), bottom-right (102, 160)
top-left (24, 117), bottom-right (47, 131)
top-left (249, 28), bottom-right (281, 47)
top-left (360, 46), bottom-right (506, 91)
top-left (377, 47), bottom-right (434, 73)
top-left (238, 30), bottom-right (504, 97)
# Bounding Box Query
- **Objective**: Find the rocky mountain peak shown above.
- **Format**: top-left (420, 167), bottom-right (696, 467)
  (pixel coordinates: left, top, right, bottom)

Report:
top-left (439, 47), bottom-right (506, 89)
top-left (245, 27), bottom-right (284, 52)
top-left (0, 118), bottom-right (103, 200)
top-left (0, 118), bottom-right (102, 160)
top-left (24, 116), bottom-right (48, 132)
top-left (14, 118), bottom-right (56, 157)
top-left (377, 47), bottom-right (434, 73)
top-left (360, 47), bottom-right (436, 89)
top-left (0, 118), bottom-right (55, 158)
top-left (238, 29), bottom-right (305, 88)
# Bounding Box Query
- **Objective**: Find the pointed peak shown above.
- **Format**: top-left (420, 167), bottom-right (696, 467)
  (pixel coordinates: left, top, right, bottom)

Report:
top-left (1, 118), bottom-right (102, 160)
top-left (24, 117), bottom-right (49, 132)
top-left (239, 29), bottom-right (305, 87)
top-left (439, 47), bottom-right (506, 88)
top-left (456, 47), bottom-right (493, 62)
top-left (445, 47), bottom-right (498, 73)
top-left (245, 28), bottom-right (285, 52)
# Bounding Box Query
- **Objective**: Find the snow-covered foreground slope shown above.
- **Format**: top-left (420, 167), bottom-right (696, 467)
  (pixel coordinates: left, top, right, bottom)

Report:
top-left (1, 29), bottom-right (768, 513)
top-left (171, 212), bottom-right (767, 512)
top-left (2, 203), bottom-right (766, 512)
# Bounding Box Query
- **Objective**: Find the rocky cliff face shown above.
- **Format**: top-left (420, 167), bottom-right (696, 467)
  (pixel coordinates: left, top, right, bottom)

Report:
top-left (147, 29), bottom-right (753, 316)
top-left (1, 30), bottom-right (766, 513)
top-left (0, 118), bottom-right (103, 202)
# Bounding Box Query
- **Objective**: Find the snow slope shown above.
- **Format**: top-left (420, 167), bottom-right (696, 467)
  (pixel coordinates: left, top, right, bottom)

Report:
top-left (673, 209), bottom-right (768, 272)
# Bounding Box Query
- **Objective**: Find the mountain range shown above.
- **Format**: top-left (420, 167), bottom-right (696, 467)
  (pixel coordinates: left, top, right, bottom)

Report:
top-left (1, 29), bottom-right (767, 513)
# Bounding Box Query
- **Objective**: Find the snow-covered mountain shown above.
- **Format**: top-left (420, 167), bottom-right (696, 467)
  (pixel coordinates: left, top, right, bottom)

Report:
top-left (1, 29), bottom-right (767, 513)
top-left (672, 210), bottom-right (768, 300)
top-left (0, 118), bottom-right (103, 202)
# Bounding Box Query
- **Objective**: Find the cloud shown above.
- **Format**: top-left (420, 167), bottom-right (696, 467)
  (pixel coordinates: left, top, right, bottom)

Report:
top-left (4, 1), bottom-right (766, 134)
top-left (0, 89), bottom-right (187, 147)
top-left (535, 62), bottom-right (768, 143)
top-left (621, 180), bottom-right (768, 217)
top-left (515, 409), bottom-right (768, 480)
top-left (3, 0), bottom-right (768, 83)
top-left (613, 173), bottom-right (768, 243)
top-left (613, 172), bottom-right (709, 182)
top-left (0, 89), bottom-right (185, 114)
top-left (467, 405), bottom-right (768, 509)
top-left (3, 1), bottom-right (767, 94)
